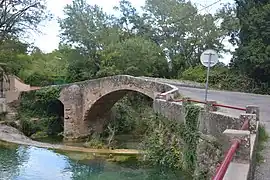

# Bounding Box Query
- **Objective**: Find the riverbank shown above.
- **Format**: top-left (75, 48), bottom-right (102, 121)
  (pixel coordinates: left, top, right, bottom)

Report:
top-left (0, 124), bottom-right (141, 155)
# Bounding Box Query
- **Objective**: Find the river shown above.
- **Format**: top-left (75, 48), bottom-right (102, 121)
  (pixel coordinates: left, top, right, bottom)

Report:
top-left (0, 143), bottom-right (190, 180)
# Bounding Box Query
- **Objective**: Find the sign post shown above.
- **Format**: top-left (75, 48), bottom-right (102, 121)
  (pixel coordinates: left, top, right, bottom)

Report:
top-left (200, 49), bottom-right (219, 102)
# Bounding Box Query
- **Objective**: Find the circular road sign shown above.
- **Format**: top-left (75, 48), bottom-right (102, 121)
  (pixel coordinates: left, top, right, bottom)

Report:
top-left (200, 49), bottom-right (219, 67)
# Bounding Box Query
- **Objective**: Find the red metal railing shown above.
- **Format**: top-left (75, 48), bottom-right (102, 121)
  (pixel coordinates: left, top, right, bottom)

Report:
top-left (184, 99), bottom-right (246, 111)
top-left (157, 95), bottom-right (247, 111)
top-left (187, 99), bottom-right (207, 104)
top-left (173, 99), bottom-right (183, 102)
top-left (157, 92), bottom-right (247, 111)
top-left (212, 103), bottom-right (246, 111)
top-left (186, 99), bottom-right (246, 111)
top-left (212, 119), bottom-right (249, 180)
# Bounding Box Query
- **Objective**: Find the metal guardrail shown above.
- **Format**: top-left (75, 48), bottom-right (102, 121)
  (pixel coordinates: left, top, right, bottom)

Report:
top-left (212, 103), bottom-right (246, 111)
top-left (157, 96), bottom-right (247, 112)
top-left (212, 119), bottom-right (249, 180)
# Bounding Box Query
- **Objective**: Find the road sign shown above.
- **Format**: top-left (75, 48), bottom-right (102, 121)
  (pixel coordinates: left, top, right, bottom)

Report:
top-left (200, 49), bottom-right (218, 67)
top-left (200, 49), bottom-right (219, 102)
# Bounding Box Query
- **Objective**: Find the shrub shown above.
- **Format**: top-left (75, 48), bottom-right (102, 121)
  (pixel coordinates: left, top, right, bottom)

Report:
top-left (142, 105), bottom-right (200, 175)
top-left (17, 86), bottom-right (63, 137)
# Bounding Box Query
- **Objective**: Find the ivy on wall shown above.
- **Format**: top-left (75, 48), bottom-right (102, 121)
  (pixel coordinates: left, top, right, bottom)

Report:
top-left (19, 86), bottom-right (61, 115)
top-left (142, 104), bottom-right (200, 177)
top-left (17, 86), bottom-right (63, 137)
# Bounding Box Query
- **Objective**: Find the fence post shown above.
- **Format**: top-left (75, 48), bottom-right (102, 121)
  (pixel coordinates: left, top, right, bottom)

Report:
top-left (223, 129), bottom-right (251, 164)
top-left (182, 97), bottom-right (191, 106)
top-left (205, 100), bottom-right (218, 112)
top-left (246, 105), bottom-right (260, 121)
top-left (239, 114), bottom-right (257, 134)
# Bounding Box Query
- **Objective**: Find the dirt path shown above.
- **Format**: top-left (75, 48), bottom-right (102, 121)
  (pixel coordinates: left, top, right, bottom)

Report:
top-left (0, 124), bottom-right (141, 155)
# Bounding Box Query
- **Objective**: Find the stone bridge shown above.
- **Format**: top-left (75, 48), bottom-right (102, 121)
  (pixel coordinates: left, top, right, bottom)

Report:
top-left (3, 75), bottom-right (263, 179)
top-left (58, 75), bottom-right (179, 140)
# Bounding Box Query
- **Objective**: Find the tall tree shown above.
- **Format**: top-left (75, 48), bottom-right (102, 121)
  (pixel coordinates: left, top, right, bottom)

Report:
top-left (0, 37), bottom-right (29, 75)
top-left (215, 3), bottom-right (240, 46)
top-left (113, 0), bottom-right (153, 38)
top-left (232, 0), bottom-right (270, 84)
top-left (59, 0), bottom-right (115, 77)
top-left (0, 0), bottom-right (51, 41)
top-left (98, 37), bottom-right (169, 78)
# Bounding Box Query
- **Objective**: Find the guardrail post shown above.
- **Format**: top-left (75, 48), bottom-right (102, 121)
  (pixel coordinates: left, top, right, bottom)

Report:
top-left (182, 97), bottom-right (191, 106)
top-left (223, 129), bottom-right (251, 163)
top-left (246, 105), bottom-right (260, 121)
top-left (239, 114), bottom-right (257, 134)
top-left (205, 100), bottom-right (218, 112)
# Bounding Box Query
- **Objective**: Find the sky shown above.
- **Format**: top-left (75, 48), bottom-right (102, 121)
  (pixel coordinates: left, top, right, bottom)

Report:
top-left (31, 0), bottom-right (234, 64)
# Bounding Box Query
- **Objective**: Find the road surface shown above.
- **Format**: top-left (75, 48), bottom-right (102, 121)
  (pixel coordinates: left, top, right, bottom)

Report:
top-left (175, 85), bottom-right (270, 180)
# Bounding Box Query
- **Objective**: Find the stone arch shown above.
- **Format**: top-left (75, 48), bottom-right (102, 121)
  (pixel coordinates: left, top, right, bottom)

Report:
top-left (46, 99), bottom-right (64, 135)
top-left (58, 75), bottom-right (180, 140)
top-left (84, 88), bottom-right (153, 122)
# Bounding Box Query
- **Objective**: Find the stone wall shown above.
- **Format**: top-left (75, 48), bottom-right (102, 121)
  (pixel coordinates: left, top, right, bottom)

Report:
top-left (9, 75), bottom-right (30, 91)
top-left (200, 111), bottom-right (242, 140)
top-left (5, 76), bottom-right (34, 103)
top-left (6, 91), bottom-right (20, 103)
top-left (13, 74), bottom-right (259, 179)
top-left (153, 99), bottom-right (185, 123)
top-left (140, 76), bottom-right (205, 89)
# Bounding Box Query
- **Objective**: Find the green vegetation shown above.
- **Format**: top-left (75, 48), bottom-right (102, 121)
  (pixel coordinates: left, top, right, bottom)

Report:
top-left (232, 0), bottom-right (270, 94)
top-left (256, 125), bottom-right (269, 163)
top-left (142, 104), bottom-right (201, 176)
top-left (17, 87), bottom-right (63, 137)
top-left (0, 0), bottom-right (268, 94)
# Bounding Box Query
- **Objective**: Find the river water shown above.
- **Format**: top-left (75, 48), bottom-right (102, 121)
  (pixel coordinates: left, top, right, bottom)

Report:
top-left (0, 144), bottom-right (189, 180)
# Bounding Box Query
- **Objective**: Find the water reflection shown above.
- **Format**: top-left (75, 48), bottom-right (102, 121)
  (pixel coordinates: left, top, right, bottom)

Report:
top-left (0, 146), bottom-right (29, 179)
top-left (0, 144), bottom-right (189, 180)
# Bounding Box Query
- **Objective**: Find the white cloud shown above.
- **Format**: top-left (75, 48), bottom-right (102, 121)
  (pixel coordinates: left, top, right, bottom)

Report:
top-left (31, 0), bottom-right (234, 64)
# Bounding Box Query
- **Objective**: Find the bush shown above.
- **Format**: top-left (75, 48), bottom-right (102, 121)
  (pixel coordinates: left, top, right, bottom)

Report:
top-left (181, 66), bottom-right (206, 83)
top-left (84, 133), bottom-right (105, 149)
top-left (180, 65), bottom-right (270, 94)
top-left (19, 117), bottom-right (41, 137)
top-left (142, 105), bottom-right (200, 175)
top-left (17, 87), bottom-right (63, 137)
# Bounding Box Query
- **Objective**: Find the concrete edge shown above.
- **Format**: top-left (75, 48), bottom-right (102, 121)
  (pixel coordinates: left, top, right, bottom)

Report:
top-left (224, 119), bottom-right (259, 180)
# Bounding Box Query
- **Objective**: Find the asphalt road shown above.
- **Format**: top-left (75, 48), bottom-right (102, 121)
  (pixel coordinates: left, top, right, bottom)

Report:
top-left (176, 86), bottom-right (270, 180)
top-left (177, 86), bottom-right (270, 125)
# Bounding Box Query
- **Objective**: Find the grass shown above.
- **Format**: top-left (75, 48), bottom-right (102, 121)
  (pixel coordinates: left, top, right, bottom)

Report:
top-left (256, 125), bottom-right (269, 163)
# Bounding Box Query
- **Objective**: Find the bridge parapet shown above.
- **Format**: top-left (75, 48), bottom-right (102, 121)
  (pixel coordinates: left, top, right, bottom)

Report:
top-left (217, 106), bottom-right (259, 180)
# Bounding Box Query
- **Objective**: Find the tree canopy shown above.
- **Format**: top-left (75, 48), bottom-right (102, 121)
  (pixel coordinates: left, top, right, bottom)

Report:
top-left (0, 0), bottom-right (269, 94)
top-left (0, 0), bottom-right (51, 41)
top-left (232, 0), bottom-right (270, 87)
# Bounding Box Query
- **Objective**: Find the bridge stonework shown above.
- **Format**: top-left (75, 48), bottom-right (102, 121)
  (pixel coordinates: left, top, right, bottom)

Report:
top-left (58, 75), bottom-right (179, 140)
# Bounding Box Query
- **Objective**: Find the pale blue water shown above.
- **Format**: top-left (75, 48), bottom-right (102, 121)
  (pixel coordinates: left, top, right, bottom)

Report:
top-left (0, 145), bottom-right (189, 180)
